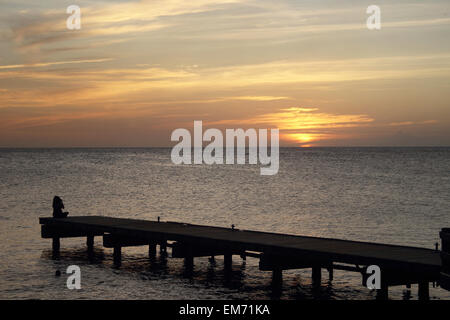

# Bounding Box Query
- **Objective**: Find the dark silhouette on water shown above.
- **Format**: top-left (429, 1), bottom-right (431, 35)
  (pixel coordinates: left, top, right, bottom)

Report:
top-left (40, 215), bottom-right (445, 300)
top-left (441, 228), bottom-right (450, 291)
top-left (52, 196), bottom-right (68, 218)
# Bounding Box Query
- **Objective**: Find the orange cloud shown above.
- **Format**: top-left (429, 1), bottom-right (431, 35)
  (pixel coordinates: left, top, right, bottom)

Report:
top-left (0, 58), bottom-right (113, 70)
top-left (388, 120), bottom-right (438, 126)
top-left (212, 107), bottom-right (374, 146)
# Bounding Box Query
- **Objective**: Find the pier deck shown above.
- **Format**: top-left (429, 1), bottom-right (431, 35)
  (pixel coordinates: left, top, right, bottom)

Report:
top-left (39, 216), bottom-right (443, 300)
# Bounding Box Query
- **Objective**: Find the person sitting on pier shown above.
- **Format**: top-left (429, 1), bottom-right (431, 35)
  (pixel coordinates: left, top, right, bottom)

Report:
top-left (52, 196), bottom-right (69, 218)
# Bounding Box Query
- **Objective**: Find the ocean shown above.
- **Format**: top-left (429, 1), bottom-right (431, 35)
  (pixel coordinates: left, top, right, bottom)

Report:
top-left (0, 147), bottom-right (449, 300)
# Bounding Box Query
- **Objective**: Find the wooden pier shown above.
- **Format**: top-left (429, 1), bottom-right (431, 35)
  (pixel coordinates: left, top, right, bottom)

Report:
top-left (39, 216), bottom-right (444, 300)
top-left (441, 228), bottom-right (450, 291)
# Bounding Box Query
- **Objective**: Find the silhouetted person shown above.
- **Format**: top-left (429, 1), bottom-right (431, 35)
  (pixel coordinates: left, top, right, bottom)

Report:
top-left (53, 196), bottom-right (69, 218)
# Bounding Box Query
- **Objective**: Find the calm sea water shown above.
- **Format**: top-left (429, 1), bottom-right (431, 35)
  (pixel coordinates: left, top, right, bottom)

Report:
top-left (0, 147), bottom-right (449, 300)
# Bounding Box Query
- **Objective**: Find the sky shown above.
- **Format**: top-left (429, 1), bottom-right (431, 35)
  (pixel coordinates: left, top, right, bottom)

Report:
top-left (0, 0), bottom-right (449, 147)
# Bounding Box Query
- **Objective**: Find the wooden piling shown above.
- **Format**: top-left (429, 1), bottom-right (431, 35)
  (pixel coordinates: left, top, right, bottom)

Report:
top-left (148, 243), bottom-right (156, 258)
top-left (52, 237), bottom-right (60, 253)
top-left (440, 228), bottom-right (450, 291)
top-left (224, 252), bottom-right (232, 271)
top-left (113, 246), bottom-right (122, 266)
top-left (328, 267), bottom-right (334, 282)
top-left (271, 268), bottom-right (283, 294)
top-left (272, 268), bottom-right (283, 286)
top-left (441, 228), bottom-right (450, 252)
top-left (160, 240), bottom-right (167, 254)
top-left (312, 266), bottom-right (321, 286)
top-left (418, 281), bottom-right (429, 300)
top-left (184, 246), bottom-right (194, 268)
top-left (87, 235), bottom-right (94, 252)
top-left (376, 282), bottom-right (389, 300)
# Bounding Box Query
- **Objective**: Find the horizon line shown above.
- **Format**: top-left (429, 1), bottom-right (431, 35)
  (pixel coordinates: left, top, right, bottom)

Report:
top-left (1, 146), bottom-right (449, 149)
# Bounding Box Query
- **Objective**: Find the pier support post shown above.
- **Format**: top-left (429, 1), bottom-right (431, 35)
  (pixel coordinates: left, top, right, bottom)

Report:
top-left (418, 281), bottom-right (429, 300)
top-left (148, 243), bottom-right (156, 258)
top-left (113, 246), bottom-right (122, 266)
top-left (87, 235), bottom-right (94, 253)
top-left (312, 267), bottom-right (321, 286)
top-left (184, 246), bottom-right (194, 269)
top-left (271, 268), bottom-right (283, 298)
top-left (224, 252), bottom-right (232, 271)
top-left (272, 268), bottom-right (283, 286)
top-left (52, 237), bottom-right (60, 256)
top-left (160, 241), bottom-right (167, 255)
top-left (184, 255), bottom-right (194, 268)
top-left (376, 282), bottom-right (389, 300)
top-left (328, 267), bottom-right (334, 282)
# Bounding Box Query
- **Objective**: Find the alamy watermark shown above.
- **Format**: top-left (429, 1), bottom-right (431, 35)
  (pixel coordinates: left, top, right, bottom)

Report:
top-left (171, 121), bottom-right (279, 175)
top-left (66, 265), bottom-right (81, 290)
top-left (366, 265), bottom-right (381, 290)
top-left (66, 5), bottom-right (81, 30)
top-left (367, 5), bottom-right (381, 30)
top-left (65, 5), bottom-right (379, 31)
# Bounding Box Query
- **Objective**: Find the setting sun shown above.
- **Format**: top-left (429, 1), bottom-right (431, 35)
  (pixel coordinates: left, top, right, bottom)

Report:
top-left (282, 133), bottom-right (328, 147)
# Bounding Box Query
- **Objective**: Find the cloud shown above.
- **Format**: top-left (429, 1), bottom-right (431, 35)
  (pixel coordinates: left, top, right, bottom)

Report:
top-left (388, 120), bottom-right (438, 126)
top-left (6, 0), bottom-right (242, 51)
top-left (8, 0), bottom-right (450, 54)
top-left (1, 53), bottom-right (449, 110)
top-left (214, 106), bottom-right (374, 127)
top-left (211, 106), bottom-right (374, 146)
top-left (229, 96), bottom-right (290, 101)
top-left (0, 58), bottom-right (113, 70)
